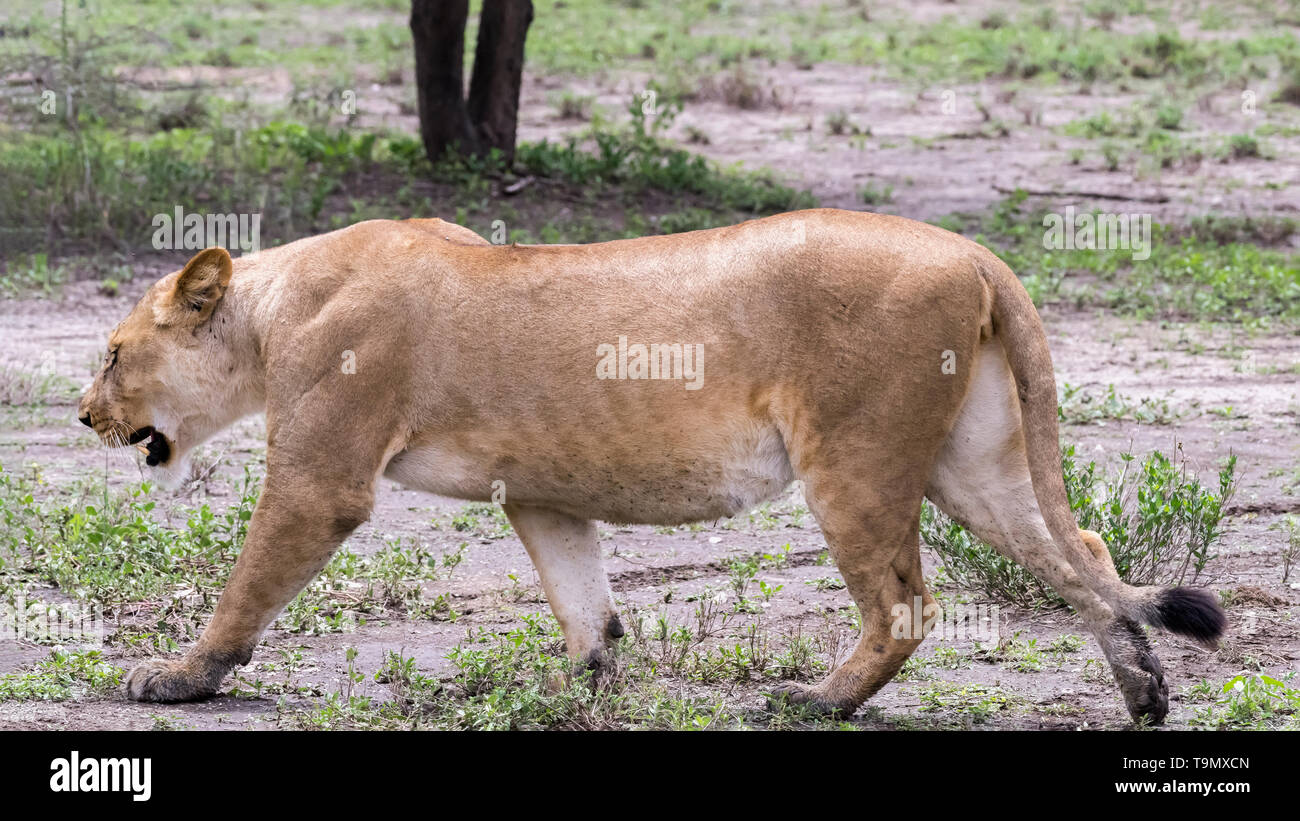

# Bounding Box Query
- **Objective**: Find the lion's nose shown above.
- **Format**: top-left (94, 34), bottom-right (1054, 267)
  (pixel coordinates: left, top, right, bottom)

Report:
top-left (78, 412), bottom-right (93, 427)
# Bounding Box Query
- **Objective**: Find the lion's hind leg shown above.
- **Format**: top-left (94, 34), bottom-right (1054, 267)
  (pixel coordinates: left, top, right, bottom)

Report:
top-left (769, 461), bottom-right (935, 718)
top-left (925, 340), bottom-right (1169, 723)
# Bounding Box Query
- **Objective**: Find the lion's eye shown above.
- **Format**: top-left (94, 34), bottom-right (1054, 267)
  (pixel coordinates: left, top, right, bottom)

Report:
top-left (105, 348), bottom-right (118, 369)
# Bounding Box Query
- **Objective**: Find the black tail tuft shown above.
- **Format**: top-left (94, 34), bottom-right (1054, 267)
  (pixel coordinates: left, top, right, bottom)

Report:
top-left (1148, 587), bottom-right (1226, 643)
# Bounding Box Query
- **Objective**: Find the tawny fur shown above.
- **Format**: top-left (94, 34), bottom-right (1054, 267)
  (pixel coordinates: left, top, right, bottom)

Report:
top-left (78, 210), bottom-right (1222, 721)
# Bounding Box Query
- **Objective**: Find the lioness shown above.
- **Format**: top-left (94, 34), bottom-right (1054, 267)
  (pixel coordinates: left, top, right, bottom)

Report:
top-left (78, 210), bottom-right (1224, 723)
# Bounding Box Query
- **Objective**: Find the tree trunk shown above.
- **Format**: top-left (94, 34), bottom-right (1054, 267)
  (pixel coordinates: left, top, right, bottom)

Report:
top-left (466, 0), bottom-right (534, 166)
top-left (410, 0), bottom-right (479, 161)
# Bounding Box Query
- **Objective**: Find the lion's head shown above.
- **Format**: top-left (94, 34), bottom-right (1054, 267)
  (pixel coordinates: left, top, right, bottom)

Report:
top-left (78, 246), bottom-right (262, 483)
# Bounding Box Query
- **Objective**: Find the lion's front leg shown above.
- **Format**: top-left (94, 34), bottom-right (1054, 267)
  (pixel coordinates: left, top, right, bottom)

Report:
top-left (126, 481), bottom-right (372, 703)
top-left (501, 504), bottom-right (623, 675)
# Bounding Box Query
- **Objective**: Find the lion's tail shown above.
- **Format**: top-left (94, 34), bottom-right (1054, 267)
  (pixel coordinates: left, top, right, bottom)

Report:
top-left (976, 253), bottom-right (1225, 645)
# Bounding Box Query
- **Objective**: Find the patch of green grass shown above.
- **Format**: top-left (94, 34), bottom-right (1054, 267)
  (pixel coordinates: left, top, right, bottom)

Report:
top-left (916, 681), bottom-right (1023, 725)
top-left (1057, 383), bottom-right (1183, 426)
top-left (654, 207), bottom-right (735, 235)
top-left (896, 654), bottom-right (933, 682)
top-left (148, 713), bottom-right (190, 731)
top-left (1189, 672), bottom-right (1300, 730)
top-left (825, 110), bottom-right (864, 136)
top-left (446, 502), bottom-right (513, 540)
top-left (515, 92), bottom-right (814, 215)
top-left (3, 90), bottom-right (811, 260)
top-left (962, 192), bottom-right (1300, 323)
top-left (279, 536), bottom-right (468, 635)
top-left (1, 463), bottom-right (457, 643)
top-left (928, 644), bottom-right (972, 670)
top-left (5, 2), bottom-right (818, 256)
top-left (12, 0), bottom-right (1298, 92)
top-left (1064, 111), bottom-right (1142, 140)
top-left (981, 632), bottom-right (1046, 673)
top-left (1137, 129), bottom-right (1197, 170)
top-left (1061, 99), bottom-right (1195, 171)
top-left (520, 0), bottom-right (1300, 88)
top-left (1217, 132), bottom-right (1266, 161)
top-left (0, 254), bottom-right (69, 297)
top-left (282, 615), bottom-right (745, 730)
top-left (0, 121), bottom-right (422, 255)
top-left (1154, 103), bottom-right (1184, 131)
top-left (0, 649), bottom-right (122, 702)
top-left (0, 364), bottom-right (79, 407)
top-left (277, 606), bottom-right (856, 730)
top-left (1173, 214), bottom-right (1298, 247)
top-left (0, 465), bottom-right (258, 608)
top-left (1047, 634), bottom-right (1085, 655)
top-left (858, 181), bottom-right (894, 206)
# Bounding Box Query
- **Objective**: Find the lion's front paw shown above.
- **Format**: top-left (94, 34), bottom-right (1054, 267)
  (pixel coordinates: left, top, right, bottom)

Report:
top-left (766, 682), bottom-right (855, 718)
top-left (572, 646), bottom-right (621, 686)
top-left (125, 658), bottom-right (218, 703)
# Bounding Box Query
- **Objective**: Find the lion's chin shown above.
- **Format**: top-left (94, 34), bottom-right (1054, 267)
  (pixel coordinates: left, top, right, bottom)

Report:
top-left (145, 450), bottom-right (188, 490)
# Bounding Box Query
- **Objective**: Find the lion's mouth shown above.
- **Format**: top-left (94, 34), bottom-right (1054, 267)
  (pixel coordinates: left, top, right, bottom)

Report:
top-left (128, 426), bottom-right (172, 466)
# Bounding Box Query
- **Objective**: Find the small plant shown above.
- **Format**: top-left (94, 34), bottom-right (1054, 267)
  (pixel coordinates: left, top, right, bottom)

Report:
top-left (727, 555), bottom-right (760, 607)
top-left (149, 714), bottom-right (189, 731)
top-left (1058, 383), bottom-right (1181, 426)
top-left (1, 254), bottom-right (67, 296)
top-left (1190, 672), bottom-right (1300, 730)
top-left (1046, 634), bottom-right (1085, 655)
top-left (805, 575), bottom-right (846, 592)
top-left (859, 181), bottom-right (894, 205)
top-left (1081, 657), bottom-right (1112, 686)
top-left (0, 365), bottom-right (78, 407)
top-left (554, 92), bottom-right (594, 121)
top-left (917, 682), bottom-right (1020, 725)
top-left (826, 110), bottom-right (864, 136)
top-left (896, 655), bottom-right (933, 681)
top-left (1101, 141), bottom-right (1122, 171)
top-left (699, 63), bottom-right (780, 110)
top-left (1067, 447), bottom-right (1236, 585)
top-left (757, 579), bottom-right (783, 602)
top-left (0, 649), bottom-right (122, 702)
top-left (1184, 678), bottom-right (1220, 703)
top-left (747, 503), bottom-right (782, 531)
top-left (1154, 103), bottom-right (1183, 130)
top-left (980, 632), bottom-right (1045, 672)
top-left (760, 543), bottom-right (793, 568)
top-left (928, 644), bottom-right (971, 670)
top-left (1283, 516), bottom-right (1299, 584)
top-left (1220, 133), bottom-right (1262, 160)
top-left (447, 502), bottom-right (512, 539)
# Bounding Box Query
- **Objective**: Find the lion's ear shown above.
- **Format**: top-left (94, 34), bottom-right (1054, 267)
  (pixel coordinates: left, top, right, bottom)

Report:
top-left (156, 247), bottom-right (233, 326)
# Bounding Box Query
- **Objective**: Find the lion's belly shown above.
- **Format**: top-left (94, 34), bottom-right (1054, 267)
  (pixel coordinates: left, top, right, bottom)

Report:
top-left (383, 419), bottom-right (795, 525)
